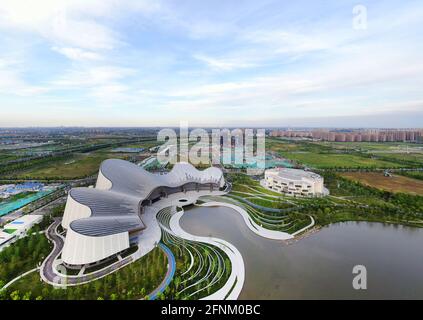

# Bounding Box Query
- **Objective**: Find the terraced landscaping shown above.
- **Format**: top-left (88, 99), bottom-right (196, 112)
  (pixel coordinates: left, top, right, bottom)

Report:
top-left (156, 207), bottom-right (232, 300)
top-left (213, 174), bottom-right (313, 233)
top-left (224, 172), bottom-right (423, 231)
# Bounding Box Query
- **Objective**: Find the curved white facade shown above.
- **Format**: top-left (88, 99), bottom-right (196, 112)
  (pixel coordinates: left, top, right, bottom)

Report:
top-left (61, 195), bottom-right (91, 230)
top-left (96, 170), bottom-right (113, 190)
top-left (61, 159), bottom-right (226, 266)
top-left (263, 168), bottom-right (324, 197)
top-left (62, 228), bottom-right (129, 266)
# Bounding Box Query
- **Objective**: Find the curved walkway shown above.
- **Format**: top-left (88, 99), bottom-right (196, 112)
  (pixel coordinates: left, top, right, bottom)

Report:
top-left (169, 208), bottom-right (244, 300)
top-left (148, 243), bottom-right (176, 300)
top-left (158, 207), bottom-right (231, 299)
top-left (40, 218), bottom-right (64, 285)
top-left (227, 194), bottom-right (302, 213)
top-left (1, 267), bottom-right (40, 291)
top-left (201, 202), bottom-right (294, 240)
top-left (292, 215), bottom-right (315, 236)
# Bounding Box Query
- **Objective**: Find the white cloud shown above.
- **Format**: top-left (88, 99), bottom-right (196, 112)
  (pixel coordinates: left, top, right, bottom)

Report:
top-left (193, 54), bottom-right (256, 71)
top-left (0, 1), bottom-right (422, 126)
top-left (0, 0), bottom-right (161, 51)
top-left (53, 66), bottom-right (134, 88)
top-left (50, 64), bottom-right (135, 104)
top-left (48, 15), bottom-right (119, 50)
top-left (160, 37), bottom-right (423, 117)
top-left (52, 47), bottom-right (102, 61)
top-left (0, 58), bottom-right (47, 96)
top-left (242, 30), bottom-right (334, 55)
top-left (89, 83), bottom-right (129, 102)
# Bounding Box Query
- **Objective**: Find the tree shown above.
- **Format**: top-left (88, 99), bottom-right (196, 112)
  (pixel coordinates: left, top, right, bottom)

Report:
top-left (10, 290), bottom-right (20, 300)
top-left (174, 276), bottom-right (181, 292)
top-left (42, 287), bottom-right (49, 298)
top-left (139, 287), bottom-right (146, 297)
top-left (23, 291), bottom-right (32, 300)
top-left (0, 289), bottom-right (7, 300)
top-left (94, 280), bottom-right (102, 295)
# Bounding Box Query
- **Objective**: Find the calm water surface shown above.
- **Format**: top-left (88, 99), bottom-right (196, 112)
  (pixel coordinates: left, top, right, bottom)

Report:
top-left (181, 206), bottom-right (423, 299)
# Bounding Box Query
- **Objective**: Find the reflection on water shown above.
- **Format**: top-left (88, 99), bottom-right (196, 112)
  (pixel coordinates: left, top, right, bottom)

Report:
top-left (181, 206), bottom-right (423, 299)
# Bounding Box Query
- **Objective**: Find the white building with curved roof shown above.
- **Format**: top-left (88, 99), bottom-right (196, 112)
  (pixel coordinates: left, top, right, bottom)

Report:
top-left (262, 168), bottom-right (326, 197)
top-left (61, 159), bottom-right (226, 267)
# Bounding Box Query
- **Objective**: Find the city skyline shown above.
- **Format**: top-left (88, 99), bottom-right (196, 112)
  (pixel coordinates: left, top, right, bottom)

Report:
top-left (0, 0), bottom-right (422, 127)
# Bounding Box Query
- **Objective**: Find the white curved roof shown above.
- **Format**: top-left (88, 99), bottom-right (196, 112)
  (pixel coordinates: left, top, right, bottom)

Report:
top-left (65, 159), bottom-right (224, 237)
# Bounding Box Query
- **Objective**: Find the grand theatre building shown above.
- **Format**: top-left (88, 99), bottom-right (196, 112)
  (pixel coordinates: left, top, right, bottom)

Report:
top-left (61, 159), bottom-right (226, 268)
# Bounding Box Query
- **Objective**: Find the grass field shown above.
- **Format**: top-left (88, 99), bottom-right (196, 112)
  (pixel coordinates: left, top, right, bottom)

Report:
top-left (373, 152), bottom-right (423, 164)
top-left (6, 152), bottom-right (127, 179)
top-left (399, 171), bottom-right (423, 180)
top-left (284, 152), bottom-right (404, 168)
top-left (119, 141), bottom-right (161, 149)
top-left (0, 154), bottom-right (19, 163)
top-left (340, 172), bottom-right (423, 196)
top-left (266, 138), bottom-right (301, 152)
top-left (314, 141), bottom-right (420, 152)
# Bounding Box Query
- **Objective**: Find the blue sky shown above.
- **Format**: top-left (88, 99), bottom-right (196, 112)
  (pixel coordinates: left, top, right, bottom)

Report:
top-left (0, 0), bottom-right (422, 127)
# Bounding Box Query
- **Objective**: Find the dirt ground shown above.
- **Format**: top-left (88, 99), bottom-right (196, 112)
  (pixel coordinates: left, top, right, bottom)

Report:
top-left (340, 172), bottom-right (423, 196)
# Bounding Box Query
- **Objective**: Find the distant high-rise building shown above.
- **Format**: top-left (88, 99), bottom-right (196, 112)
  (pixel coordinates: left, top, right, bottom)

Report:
top-left (269, 129), bottom-right (423, 143)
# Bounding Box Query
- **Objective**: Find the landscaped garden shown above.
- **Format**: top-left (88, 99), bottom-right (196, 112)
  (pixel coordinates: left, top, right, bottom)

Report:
top-left (220, 171), bottom-right (423, 232)
top-left (157, 207), bottom-right (232, 300)
top-left (1, 246), bottom-right (167, 300)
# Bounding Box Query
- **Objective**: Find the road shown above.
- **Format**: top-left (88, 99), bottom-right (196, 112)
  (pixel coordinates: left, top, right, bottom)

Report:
top-left (41, 218), bottom-right (64, 284)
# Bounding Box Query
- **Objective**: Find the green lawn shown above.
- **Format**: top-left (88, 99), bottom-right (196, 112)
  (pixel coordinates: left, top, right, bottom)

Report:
top-left (373, 152), bottom-right (423, 164)
top-left (3, 229), bottom-right (17, 234)
top-left (314, 141), bottom-right (418, 152)
top-left (0, 154), bottom-right (19, 163)
top-left (5, 152), bottom-right (128, 179)
top-left (266, 138), bottom-right (302, 153)
top-left (118, 141), bottom-right (161, 149)
top-left (399, 171), bottom-right (423, 180)
top-left (284, 152), bottom-right (405, 169)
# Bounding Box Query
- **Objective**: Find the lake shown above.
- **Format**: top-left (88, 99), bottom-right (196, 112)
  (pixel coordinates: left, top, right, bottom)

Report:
top-left (181, 205), bottom-right (423, 299)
